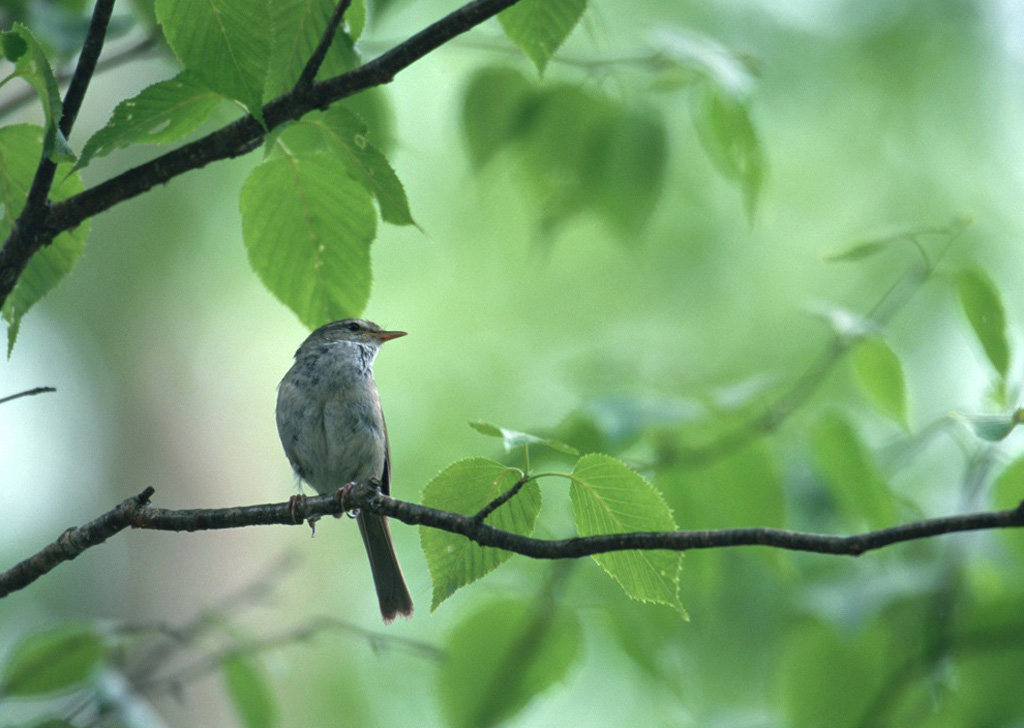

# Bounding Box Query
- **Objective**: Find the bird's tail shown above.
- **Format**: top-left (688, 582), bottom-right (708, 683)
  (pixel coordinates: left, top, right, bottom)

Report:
top-left (356, 511), bottom-right (414, 622)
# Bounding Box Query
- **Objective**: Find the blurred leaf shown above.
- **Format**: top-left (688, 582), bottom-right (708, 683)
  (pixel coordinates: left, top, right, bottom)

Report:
top-left (0, 624), bottom-right (104, 697)
top-left (807, 302), bottom-right (879, 343)
top-left (222, 654), bottom-right (279, 728)
top-left (240, 151), bottom-right (376, 327)
top-left (346, 0), bottom-right (366, 40)
top-left (851, 337), bottom-right (909, 429)
top-left (265, 0), bottom-right (363, 98)
top-left (284, 106), bottom-right (413, 225)
top-left (779, 620), bottom-right (889, 728)
top-left (824, 215), bottom-right (972, 262)
top-left (439, 599), bottom-right (582, 728)
top-left (156, 0), bottom-right (271, 122)
top-left (956, 268), bottom-right (1010, 379)
top-left (582, 110), bottom-right (667, 235)
top-left (420, 458), bottom-right (540, 611)
top-left (461, 66), bottom-right (535, 169)
top-left (469, 421), bottom-right (579, 455)
top-left (570, 454), bottom-right (685, 615)
top-left (662, 442), bottom-right (785, 529)
top-left (950, 410), bottom-right (1022, 442)
top-left (567, 394), bottom-right (704, 452)
top-left (76, 72), bottom-right (223, 170)
top-left (648, 27), bottom-right (756, 97)
top-left (498, 0), bottom-right (586, 74)
top-left (691, 81), bottom-right (763, 218)
top-left (811, 414), bottom-right (896, 529)
top-left (0, 125), bottom-right (90, 356)
top-left (0, 24), bottom-right (67, 161)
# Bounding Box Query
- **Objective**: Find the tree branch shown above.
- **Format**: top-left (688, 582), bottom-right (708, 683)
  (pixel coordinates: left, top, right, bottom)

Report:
top-left (296, 0), bottom-right (353, 90)
top-left (0, 0), bottom-right (524, 310)
top-left (0, 386), bottom-right (56, 405)
top-left (3, 482), bottom-right (1023, 600)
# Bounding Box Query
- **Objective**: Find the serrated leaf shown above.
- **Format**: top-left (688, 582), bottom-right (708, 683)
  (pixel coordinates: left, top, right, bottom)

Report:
top-left (811, 414), bottom-right (896, 529)
top-left (950, 410), bottom-right (1022, 442)
top-left (851, 337), bottom-right (909, 429)
top-left (498, 0), bottom-right (586, 74)
top-left (1, 125), bottom-right (91, 356)
top-left (420, 458), bottom-right (540, 610)
top-left (1, 25), bottom-right (65, 160)
top-left (241, 152), bottom-right (376, 327)
top-left (439, 599), bottom-right (582, 728)
top-left (469, 421), bottom-right (579, 455)
top-left (957, 268), bottom-right (1010, 379)
top-left (0, 625), bottom-right (104, 697)
top-left (265, 0), bottom-right (362, 98)
top-left (691, 82), bottom-right (763, 218)
top-left (824, 215), bottom-right (972, 263)
top-left (285, 106), bottom-right (413, 225)
top-left (570, 454), bottom-right (684, 614)
top-left (156, 0), bottom-right (271, 122)
top-left (461, 66), bottom-right (535, 169)
top-left (76, 72), bottom-right (223, 170)
top-left (222, 654), bottom-right (278, 728)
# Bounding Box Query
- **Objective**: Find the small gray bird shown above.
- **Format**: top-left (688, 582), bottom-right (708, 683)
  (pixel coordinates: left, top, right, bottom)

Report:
top-left (276, 318), bottom-right (413, 622)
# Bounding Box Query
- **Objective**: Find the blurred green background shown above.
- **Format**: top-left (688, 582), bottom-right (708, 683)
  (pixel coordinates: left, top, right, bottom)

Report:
top-left (3, 0), bottom-right (1024, 726)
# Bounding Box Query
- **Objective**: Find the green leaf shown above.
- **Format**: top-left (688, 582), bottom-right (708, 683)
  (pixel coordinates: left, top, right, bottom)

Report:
top-left (0, 625), bottom-right (104, 697)
top-left (469, 421), bottom-right (579, 455)
top-left (957, 268), bottom-right (1010, 379)
top-left (461, 66), bottom-right (535, 169)
top-left (851, 337), bottom-right (909, 429)
top-left (811, 414), bottom-right (896, 529)
top-left (0, 125), bottom-right (91, 355)
top-left (691, 81), bottom-right (763, 218)
top-left (420, 458), bottom-right (540, 611)
top-left (950, 410), bottom-right (1022, 442)
top-left (346, 0), bottom-right (366, 40)
top-left (649, 27), bottom-right (755, 97)
top-left (265, 0), bottom-right (362, 98)
top-left (156, 0), bottom-right (271, 122)
top-left (808, 302), bottom-right (879, 343)
top-left (76, 72), bottom-right (223, 170)
top-left (240, 151), bottom-right (377, 327)
top-left (0, 25), bottom-right (66, 161)
top-left (223, 654), bottom-right (278, 728)
top-left (498, 0), bottom-right (586, 74)
top-left (993, 455), bottom-right (1024, 563)
top-left (582, 110), bottom-right (667, 235)
top-left (569, 454), bottom-right (684, 614)
top-left (438, 599), bottom-right (582, 728)
top-left (284, 106), bottom-right (413, 225)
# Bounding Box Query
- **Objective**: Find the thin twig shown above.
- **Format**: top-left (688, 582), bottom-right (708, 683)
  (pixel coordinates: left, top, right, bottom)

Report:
top-left (0, 386), bottom-right (56, 405)
top-left (4, 483), bottom-right (1024, 600)
top-left (473, 474), bottom-right (528, 523)
top-left (296, 0), bottom-right (353, 91)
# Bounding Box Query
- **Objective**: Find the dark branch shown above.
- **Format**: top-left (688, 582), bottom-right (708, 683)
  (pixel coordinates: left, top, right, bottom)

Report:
top-left (4, 482), bottom-right (1024, 600)
top-left (0, 0), bottom-right (117, 309)
top-left (0, 0), bottom-right (524, 310)
top-left (297, 0), bottom-right (353, 90)
top-left (0, 386), bottom-right (56, 405)
top-left (473, 474), bottom-right (528, 523)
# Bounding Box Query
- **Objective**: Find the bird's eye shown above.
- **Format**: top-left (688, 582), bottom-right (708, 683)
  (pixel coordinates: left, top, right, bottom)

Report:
top-left (345, 322), bottom-right (361, 332)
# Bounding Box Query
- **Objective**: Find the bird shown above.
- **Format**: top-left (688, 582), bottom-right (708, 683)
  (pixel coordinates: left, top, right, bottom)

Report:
top-left (275, 318), bottom-right (414, 622)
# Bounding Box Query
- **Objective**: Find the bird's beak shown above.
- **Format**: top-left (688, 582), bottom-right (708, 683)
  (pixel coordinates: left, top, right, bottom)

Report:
top-left (374, 330), bottom-right (407, 342)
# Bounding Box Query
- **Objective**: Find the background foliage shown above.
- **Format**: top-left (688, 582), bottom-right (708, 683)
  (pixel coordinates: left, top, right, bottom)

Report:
top-left (3, 0), bottom-right (1024, 726)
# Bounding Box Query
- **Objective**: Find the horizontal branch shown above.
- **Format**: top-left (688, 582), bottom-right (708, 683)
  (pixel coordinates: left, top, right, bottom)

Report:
top-left (3, 482), bottom-right (1023, 600)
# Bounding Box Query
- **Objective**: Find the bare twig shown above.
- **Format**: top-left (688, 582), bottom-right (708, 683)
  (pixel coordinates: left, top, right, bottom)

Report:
top-left (4, 483), bottom-right (1024, 600)
top-left (0, 386), bottom-right (56, 405)
top-left (473, 474), bottom-right (528, 523)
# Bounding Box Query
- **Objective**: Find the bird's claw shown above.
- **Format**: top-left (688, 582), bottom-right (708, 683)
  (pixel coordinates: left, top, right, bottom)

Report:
top-left (337, 482), bottom-right (359, 519)
top-left (289, 494), bottom-right (319, 536)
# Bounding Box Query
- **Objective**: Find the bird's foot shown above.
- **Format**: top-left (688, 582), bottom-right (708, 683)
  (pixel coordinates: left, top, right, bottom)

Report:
top-left (337, 482), bottom-right (360, 519)
top-left (288, 494), bottom-right (319, 535)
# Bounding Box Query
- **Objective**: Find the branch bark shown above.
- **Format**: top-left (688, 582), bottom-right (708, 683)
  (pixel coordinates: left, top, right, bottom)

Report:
top-left (0, 0), bottom-right (524, 310)
top-left (3, 482), bottom-right (1023, 600)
